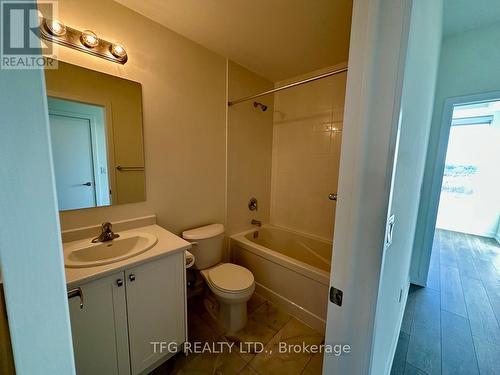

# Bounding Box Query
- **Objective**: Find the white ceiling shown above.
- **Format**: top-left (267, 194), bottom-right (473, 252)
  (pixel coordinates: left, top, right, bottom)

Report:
top-left (115, 0), bottom-right (353, 82)
top-left (444, 0), bottom-right (500, 36)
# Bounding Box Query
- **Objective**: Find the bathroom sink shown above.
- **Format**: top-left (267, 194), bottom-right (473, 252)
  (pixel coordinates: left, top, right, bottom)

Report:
top-left (64, 231), bottom-right (158, 268)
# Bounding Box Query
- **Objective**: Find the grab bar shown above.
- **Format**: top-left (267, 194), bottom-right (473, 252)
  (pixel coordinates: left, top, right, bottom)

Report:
top-left (116, 165), bottom-right (144, 171)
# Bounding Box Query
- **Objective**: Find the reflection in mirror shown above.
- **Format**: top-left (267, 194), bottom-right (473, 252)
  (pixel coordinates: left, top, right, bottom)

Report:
top-left (45, 60), bottom-right (145, 211)
top-left (48, 98), bottom-right (110, 210)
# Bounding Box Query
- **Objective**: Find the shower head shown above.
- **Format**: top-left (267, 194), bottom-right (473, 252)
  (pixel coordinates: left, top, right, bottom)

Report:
top-left (253, 101), bottom-right (268, 112)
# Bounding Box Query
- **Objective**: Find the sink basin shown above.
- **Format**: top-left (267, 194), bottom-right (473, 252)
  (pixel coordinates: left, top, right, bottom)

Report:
top-left (64, 231), bottom-right (158, 268)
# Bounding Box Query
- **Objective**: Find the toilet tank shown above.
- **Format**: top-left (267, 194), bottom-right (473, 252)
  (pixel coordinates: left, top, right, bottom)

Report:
top-left (182, 224), bottom-right (225, 270)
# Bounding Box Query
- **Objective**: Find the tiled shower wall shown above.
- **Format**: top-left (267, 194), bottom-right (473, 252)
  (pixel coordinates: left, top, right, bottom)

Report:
top-left (227, 61), bottom-right (274, 236)
top-left (270, 65), bottom-right (347, 240)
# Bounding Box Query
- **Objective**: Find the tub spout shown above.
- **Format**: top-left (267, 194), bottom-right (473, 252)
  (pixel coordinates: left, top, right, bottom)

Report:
top-left (251, 219), bottom-right (262, 227)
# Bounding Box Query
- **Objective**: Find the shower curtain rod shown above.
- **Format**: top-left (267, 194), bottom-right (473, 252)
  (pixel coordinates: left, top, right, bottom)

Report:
top-left (227, 66), bottom-right (348, 106)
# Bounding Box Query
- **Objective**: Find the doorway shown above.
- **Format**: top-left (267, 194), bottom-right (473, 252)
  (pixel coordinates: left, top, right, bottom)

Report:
top-left (392, 98), bottom-right (500, 374)
top-left (437, 101), bottom-right (500, 238)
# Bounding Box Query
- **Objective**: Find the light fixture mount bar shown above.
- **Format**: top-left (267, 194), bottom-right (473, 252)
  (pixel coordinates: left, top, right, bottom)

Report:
top-left (40, 18), bottom-right (127, 65)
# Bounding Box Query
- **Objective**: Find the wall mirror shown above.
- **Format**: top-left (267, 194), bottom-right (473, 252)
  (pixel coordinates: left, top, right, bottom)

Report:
top-left (44, 61), bottom-right (145, 211)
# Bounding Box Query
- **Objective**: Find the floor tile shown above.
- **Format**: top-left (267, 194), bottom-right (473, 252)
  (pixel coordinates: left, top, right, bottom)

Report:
top-left (247, 293), bottom-right (266, 314)
top-left (393, 231), bottom-right (500, 375)
top-left (225, 311), bottom-right (284, 363)
top-left (238, 364), bottom-right (260, 374)
top-left (406, 288), bottom-right (441, 375)
top-left (225, 315), bottom-right (277, 348)
top-left (440, 265), bottom-right (467, 318)
top-left (187, 312), bottom-right (221, 344)
top-left (249, 318), bottom-right (323, 375)
top-left (461, 276), bottom-right (500, 345)
top-left (250, 301), bottom-right (291, 333)
top-left (427, 253), bottom-right (441, 291)
top-left (453, 233), bottom-right (480, 280)
top-left (172, 350), bottom-right (247, 375)
top-left (472, 336), bottom-right (500, 375)
top-left (301, 352), bottom-right (324, 375)
top-left (390, 332), bottom-right (409, 375)
top-left (441, 311), bottom-right (478, 375)
top-left (439, 232), bottom-right (457, 268)
top-left (171, 295), bottom-right (315, 375)
top-left (401, 286), bottom-right (418, 334)
top-left (404, 363), bottom-right (427, 375)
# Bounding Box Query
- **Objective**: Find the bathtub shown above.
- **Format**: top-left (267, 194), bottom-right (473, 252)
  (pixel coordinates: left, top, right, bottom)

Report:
top-left (230, 225), bottom-right (332, 332)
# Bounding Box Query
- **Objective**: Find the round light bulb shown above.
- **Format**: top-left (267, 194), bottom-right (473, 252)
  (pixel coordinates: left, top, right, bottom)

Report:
top-left (110, 43), bottom-right (127, 59)
top-left (46, 19), bottom-right (66, 36)
top-left (81, 30), bottom-right (99, 48)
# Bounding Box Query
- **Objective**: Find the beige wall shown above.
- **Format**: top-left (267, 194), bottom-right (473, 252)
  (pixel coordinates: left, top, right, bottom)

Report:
top-left (53, 0), bottom-right (227, 235)
top-left (270, 64), bottom-right (347, 240)
top-left (227, 62), bottom-right (274, 235)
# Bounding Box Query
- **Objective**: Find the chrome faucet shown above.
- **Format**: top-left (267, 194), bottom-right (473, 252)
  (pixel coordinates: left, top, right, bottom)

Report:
top-left (251, 219), bottom-right (262, 227)
top-left (92, 222), bottom-right (120, 243)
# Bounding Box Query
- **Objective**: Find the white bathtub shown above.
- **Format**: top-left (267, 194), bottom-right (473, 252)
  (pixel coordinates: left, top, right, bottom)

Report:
top-left (230, 225), bottom-right (332, 332)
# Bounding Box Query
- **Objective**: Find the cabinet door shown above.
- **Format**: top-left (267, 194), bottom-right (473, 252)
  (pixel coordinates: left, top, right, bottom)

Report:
top-left (126, 253), bottom-right (186, 374)
top-left (68, 272), bottom-right (130, 375)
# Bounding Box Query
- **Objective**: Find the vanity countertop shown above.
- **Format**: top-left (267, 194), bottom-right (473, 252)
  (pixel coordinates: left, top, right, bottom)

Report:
top-left (64, 224), bottom-right (191, 287)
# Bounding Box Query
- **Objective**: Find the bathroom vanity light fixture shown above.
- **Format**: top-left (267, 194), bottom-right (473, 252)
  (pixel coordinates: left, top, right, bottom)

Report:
top-left (110, 43), bottom-right (127, 59)
top-left (40, 18), bottom-right (128, 64)
top-left (45, 19), bottom-right (66, 37)
top-left (80, 30), bottom-right (99, 48)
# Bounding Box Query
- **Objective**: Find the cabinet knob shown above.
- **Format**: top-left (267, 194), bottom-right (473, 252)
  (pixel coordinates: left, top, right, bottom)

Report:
top-left (116, 279), bottom-right (123, 287)
top-left (129, 274), bottom-right (136, 282)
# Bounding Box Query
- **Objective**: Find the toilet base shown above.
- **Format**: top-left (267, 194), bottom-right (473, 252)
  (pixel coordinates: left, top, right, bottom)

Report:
top-left (219, 301), bottom-right (248, 332)
top-left (199, 264), bottom-right (255, 332)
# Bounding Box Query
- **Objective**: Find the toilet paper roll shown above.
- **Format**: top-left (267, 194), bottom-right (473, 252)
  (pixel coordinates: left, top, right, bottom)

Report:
top-left (185, 250), bottom-right (195, 268)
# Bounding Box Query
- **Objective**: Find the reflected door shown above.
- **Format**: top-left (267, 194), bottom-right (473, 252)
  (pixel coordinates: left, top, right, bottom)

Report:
top-left (49, 113), bottom-right (97, 210)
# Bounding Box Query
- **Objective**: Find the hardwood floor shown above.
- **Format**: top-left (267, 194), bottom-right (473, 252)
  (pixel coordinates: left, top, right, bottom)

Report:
top-left (391, 229), bottom-right (500, 375)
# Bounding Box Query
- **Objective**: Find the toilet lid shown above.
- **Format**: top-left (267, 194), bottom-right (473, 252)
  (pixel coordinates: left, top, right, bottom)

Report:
top-left (208, 263), bottom-right (254, 292)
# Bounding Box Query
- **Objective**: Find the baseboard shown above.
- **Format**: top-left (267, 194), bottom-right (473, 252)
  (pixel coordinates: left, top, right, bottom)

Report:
top-left (254, 282), bottom-right (326, 334)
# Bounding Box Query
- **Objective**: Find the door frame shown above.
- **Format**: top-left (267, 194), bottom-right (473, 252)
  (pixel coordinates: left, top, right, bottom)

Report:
top-left (412, 90), bottom-right (500, 285)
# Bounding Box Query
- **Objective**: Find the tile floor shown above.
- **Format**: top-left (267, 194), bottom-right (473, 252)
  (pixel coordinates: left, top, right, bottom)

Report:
top-left (151, 293), bottom-right (325, 375)
top-left (391, 229), bottom-right (500, 375)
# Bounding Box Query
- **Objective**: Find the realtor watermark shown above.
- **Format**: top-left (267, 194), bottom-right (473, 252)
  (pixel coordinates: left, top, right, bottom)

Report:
top-left (0, 0), bottom-right (58, 69)
top-left (151, 341), bottom-right (351, 357)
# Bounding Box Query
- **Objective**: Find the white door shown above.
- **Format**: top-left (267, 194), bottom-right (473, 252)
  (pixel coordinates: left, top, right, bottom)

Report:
top-left (125, 253), bottom-right (186, 375)
top-left (49, 113), bottom-right (96, 210)
top-left (68, 272), bottom-right (130, 375)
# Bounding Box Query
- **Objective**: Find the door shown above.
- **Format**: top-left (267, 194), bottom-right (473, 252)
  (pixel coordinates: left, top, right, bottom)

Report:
top-left (68, 272), bottom-right (130, 375)
top-left (49, 113), bottom-right (96, 210)
top-left (125, 253), bottom-right (186, 375)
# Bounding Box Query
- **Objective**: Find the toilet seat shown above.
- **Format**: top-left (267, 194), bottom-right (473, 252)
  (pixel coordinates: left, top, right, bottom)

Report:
top-left (205, 263), bottom-right (254, 294)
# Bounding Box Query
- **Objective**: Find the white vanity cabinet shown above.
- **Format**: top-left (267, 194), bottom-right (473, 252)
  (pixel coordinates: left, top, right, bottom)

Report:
top-left (68, 251), bottom-right (186, 375)
top-left (68, 271), bottom-right (130, 375)
top-left (126, 252), bottom-right (186, 374)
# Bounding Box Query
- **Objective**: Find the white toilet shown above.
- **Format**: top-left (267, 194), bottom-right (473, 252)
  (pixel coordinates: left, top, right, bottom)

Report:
top-left (182, 224), bottom-right (255, 332)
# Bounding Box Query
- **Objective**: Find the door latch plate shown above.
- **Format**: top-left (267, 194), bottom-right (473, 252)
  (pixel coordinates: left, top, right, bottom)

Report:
top-left (330, 287), bottom-right (343, 306)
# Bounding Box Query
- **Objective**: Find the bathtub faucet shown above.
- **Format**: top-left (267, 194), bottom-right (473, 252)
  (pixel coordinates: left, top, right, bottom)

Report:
top-left (251, 219), bottom-right (262, 227)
